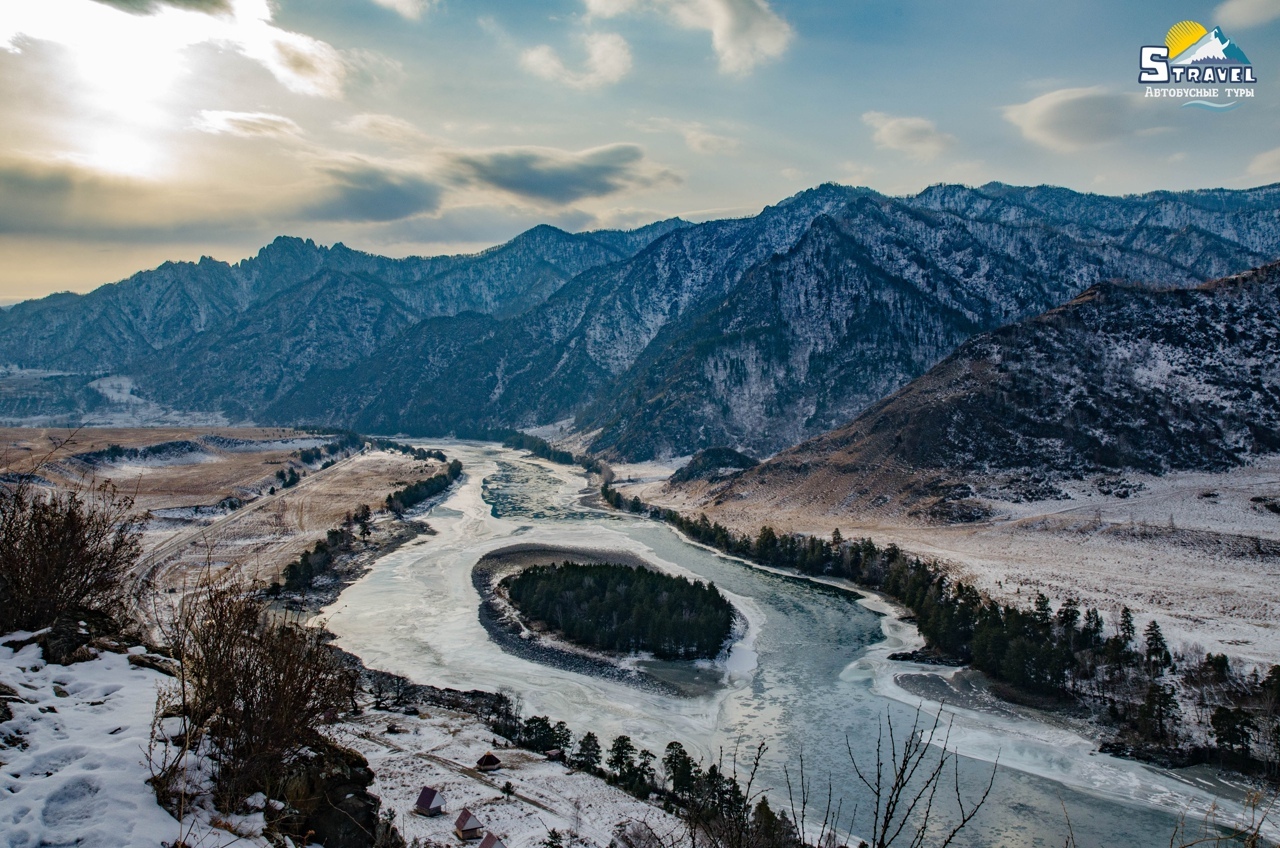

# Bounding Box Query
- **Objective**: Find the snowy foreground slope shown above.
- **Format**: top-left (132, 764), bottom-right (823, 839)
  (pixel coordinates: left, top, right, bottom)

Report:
top-left (0, 635), bottom-right (674, 848)
top-left (0, 639), bottom-right (241, 848)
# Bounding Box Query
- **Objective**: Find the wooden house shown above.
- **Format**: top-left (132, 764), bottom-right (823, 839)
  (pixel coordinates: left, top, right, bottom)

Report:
top-left (476, 752), bottom-right (502, 772)
top-left (455, 808), bottom-right (484, 841)
top-left (413, 786), bottom-right (444, 817)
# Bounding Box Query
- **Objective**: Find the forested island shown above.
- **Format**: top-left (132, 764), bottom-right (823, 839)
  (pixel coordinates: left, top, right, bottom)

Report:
top-left (502, 562), bottom-right (735, 660)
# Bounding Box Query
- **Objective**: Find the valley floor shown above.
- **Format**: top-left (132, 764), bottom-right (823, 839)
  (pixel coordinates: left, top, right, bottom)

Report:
top-left (624, 458), bottom-right (1280, 671)
top-left (0, 428), bottom-right (675, 848)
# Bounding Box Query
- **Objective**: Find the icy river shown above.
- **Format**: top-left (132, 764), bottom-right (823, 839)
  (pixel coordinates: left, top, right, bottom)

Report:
top-left (323, 442), bottom-right (1269, 847)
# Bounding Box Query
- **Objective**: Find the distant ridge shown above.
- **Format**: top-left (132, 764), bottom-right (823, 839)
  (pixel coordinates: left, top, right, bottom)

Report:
top-left (2, 182), bottom-right (1280, 459)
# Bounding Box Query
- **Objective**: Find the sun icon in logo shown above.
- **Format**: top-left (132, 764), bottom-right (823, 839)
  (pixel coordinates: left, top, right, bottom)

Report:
top-left (1165, 20), bottom-right (1208, 59)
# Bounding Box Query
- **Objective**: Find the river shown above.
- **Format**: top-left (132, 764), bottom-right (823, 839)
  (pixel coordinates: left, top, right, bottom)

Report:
top-left (322, 441), bottom-right (1268, 847)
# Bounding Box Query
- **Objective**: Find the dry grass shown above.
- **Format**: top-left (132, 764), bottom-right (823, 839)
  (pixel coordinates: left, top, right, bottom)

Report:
top-left (1, 427), bottom-right (446, 593)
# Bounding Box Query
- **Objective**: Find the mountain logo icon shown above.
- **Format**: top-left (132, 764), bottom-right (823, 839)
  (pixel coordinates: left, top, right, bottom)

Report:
top-left (1165, 21), bottom-right (1250, 66)
top-left (1139, 20), bottom-right (1257, 107)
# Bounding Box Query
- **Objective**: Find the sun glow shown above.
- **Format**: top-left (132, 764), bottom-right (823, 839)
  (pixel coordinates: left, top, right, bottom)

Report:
top-left (1165, 20), bottom-right (1208, 60)
top-left (0, 0), bottom-right (346, 178)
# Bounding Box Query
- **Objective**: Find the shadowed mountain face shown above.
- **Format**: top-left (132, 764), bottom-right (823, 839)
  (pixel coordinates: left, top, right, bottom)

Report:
top-left (3, 182), bottom-right (1280, 459)
top-left (702, 262), bottom-right (1280, 518)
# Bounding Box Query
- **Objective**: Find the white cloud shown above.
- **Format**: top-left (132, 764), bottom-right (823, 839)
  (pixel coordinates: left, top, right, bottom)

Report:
top-left (337, 114), bottom-right (432, 147)
top-left (193, 110), bottom-right (301, 138)
top-left (1248, 146), bottom-right (1280, 178)
top-left (585, 0), bottom-right (792, 74)
top-left (521, 32), bottom-right (633, 89)
top-left (369, 0), bottom-right (436, 20)
top-left (1215, 0), bottom-right (1280, 29)
top-left (1, 0), bottom-right (352, 101)
top-left (584, 0), bottom-right (640, 16)
top-left (861, 111), bottom-right (955, 161)
top-left (636, 118), bottom-right (739, 154)
top-left (1003, 87), bottom-right (1145, 153)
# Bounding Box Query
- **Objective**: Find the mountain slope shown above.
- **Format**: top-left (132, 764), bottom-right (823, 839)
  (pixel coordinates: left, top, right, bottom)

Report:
top-left (270, 184), bottom-right (868, 432)
top-left (702, 261), bottom-right (1280, 519)
top-left (4, 182), bottom-right (1280, 457)
top-left (0, 223), bottom-right (681, 376)
top-left (575, 187), bottom-right (1276, 459)
top-left (0, 222), bottom-right (687, 418)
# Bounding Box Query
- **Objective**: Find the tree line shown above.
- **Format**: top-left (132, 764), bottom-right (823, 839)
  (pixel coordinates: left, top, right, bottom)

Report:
top-left (503, 561), bottom-right (735, 660)
top-left (601, 483), bottom-right (1280, 776)
top-left (384, 458), bottom-right (462, 514)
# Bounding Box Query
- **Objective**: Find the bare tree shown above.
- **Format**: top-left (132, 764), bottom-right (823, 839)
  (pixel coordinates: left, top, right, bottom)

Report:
top-left (841, 707), bottom-right (997, 848)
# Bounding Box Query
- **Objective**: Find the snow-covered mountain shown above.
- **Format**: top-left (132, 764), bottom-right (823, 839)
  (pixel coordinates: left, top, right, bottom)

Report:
top-left (700, 261), bottom-right (1280, 518)
top-left (3, 182), bottom-right (1280, 459)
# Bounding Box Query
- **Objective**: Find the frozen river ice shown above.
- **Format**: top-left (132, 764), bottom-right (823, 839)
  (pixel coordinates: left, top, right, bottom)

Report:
top-left (323, 442), bottom-right (1270, 847)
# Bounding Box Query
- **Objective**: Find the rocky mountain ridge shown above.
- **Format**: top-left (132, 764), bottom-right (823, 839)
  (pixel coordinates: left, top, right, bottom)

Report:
top-left (696, 261), bottom-right (1280, 521)
top-left (3, 182), bottom-right (1280, 459)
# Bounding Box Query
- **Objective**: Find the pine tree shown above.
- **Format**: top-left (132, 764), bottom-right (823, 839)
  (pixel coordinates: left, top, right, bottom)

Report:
top-left (1138, 682), bottom-right (1180, 741)
top-left (663, 741), bottom-right (698, 794)
top-left (571, 732), bottom-right (601, 772)
top-left (1119, 606), bottom-right (1136, 645)
top-left (607, 735), bottom-right (637, 777)
top-left (1144, 619), bottom-right (1170, 676)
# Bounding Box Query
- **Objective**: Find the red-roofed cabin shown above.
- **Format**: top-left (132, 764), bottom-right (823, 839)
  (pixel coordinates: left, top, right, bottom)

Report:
top-left (478, 832), bottom-right (507, 848)
top-left (476, 752), bottom-right (502, 772)
top-left (455, 808), bottom-right (484, 841)
top-left (414, 786), bottom-right (444, 817)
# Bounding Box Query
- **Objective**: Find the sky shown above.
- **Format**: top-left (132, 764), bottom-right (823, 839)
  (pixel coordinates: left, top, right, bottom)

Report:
top-left (1, 0), bottom-right (1278, 302)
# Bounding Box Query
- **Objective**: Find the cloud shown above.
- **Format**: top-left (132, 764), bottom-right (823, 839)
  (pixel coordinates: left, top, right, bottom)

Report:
top-left (1215, 0), bottom-right (1280, 28)
top-left (337, 114), bottom-right (432, 148)
top-left (247, 28), bottom-right (348, 98)
top-left (635, 118), bottom-right (739, 154)
top-left (1249, 146), bottom-right (1280, 179)
top-left (585, 0), bottom-right (792, 74)
top-left (5, 0), bottom-right (353, 100)
top-left (0, 156), bottom-right (257, 238)
top-left (521, 32), bottom-right (633, 89)
top-left (1003, 87), bottom-right (1145, 153)
top-left (369, 0), bottom-right (436, 20)
top-left (0, 153), bottom-right (443, 239)
top-left (193, 110), bottom-right (301, 138)
top-left (448, 143), bottom-right (676, 204)
top-left (302, 161), bottom-right (442, 222)
top-left (861, 111), bottom-right (955, 161)
top-left (90, 0), bottom-right (230, 14)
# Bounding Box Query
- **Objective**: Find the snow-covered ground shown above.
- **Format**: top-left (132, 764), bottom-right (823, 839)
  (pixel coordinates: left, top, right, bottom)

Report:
top-left (0, 631), bottom-right (676, 848)
top-left (333, 710), bottom-right (677, 848)
top-left (0, 637), bottom-right (270, 848)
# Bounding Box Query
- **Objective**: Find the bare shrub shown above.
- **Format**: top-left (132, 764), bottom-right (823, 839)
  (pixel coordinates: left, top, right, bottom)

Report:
top-left (0, 480), bottom-right (142, 632)
top-left (161, 579), bottom-right (356, 807)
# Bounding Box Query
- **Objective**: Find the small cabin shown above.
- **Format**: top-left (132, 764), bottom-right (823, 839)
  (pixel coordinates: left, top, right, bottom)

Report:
top-left (455, 808), bottom-right (484, 841)
top-left (544, 748), bottom-right (565, 762)
top-left (476, 752), bottom-right (502, 772)
top-left (478, 833), bottom-right (507, 848)
top-left (414, 786), bottom-right (444, 817)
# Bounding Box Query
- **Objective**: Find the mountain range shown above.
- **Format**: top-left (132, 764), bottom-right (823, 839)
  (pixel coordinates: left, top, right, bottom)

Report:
top-left (694, 261), bottom-right (1280, 521)
top-left (2, 181), bottom-right (1280, 461)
